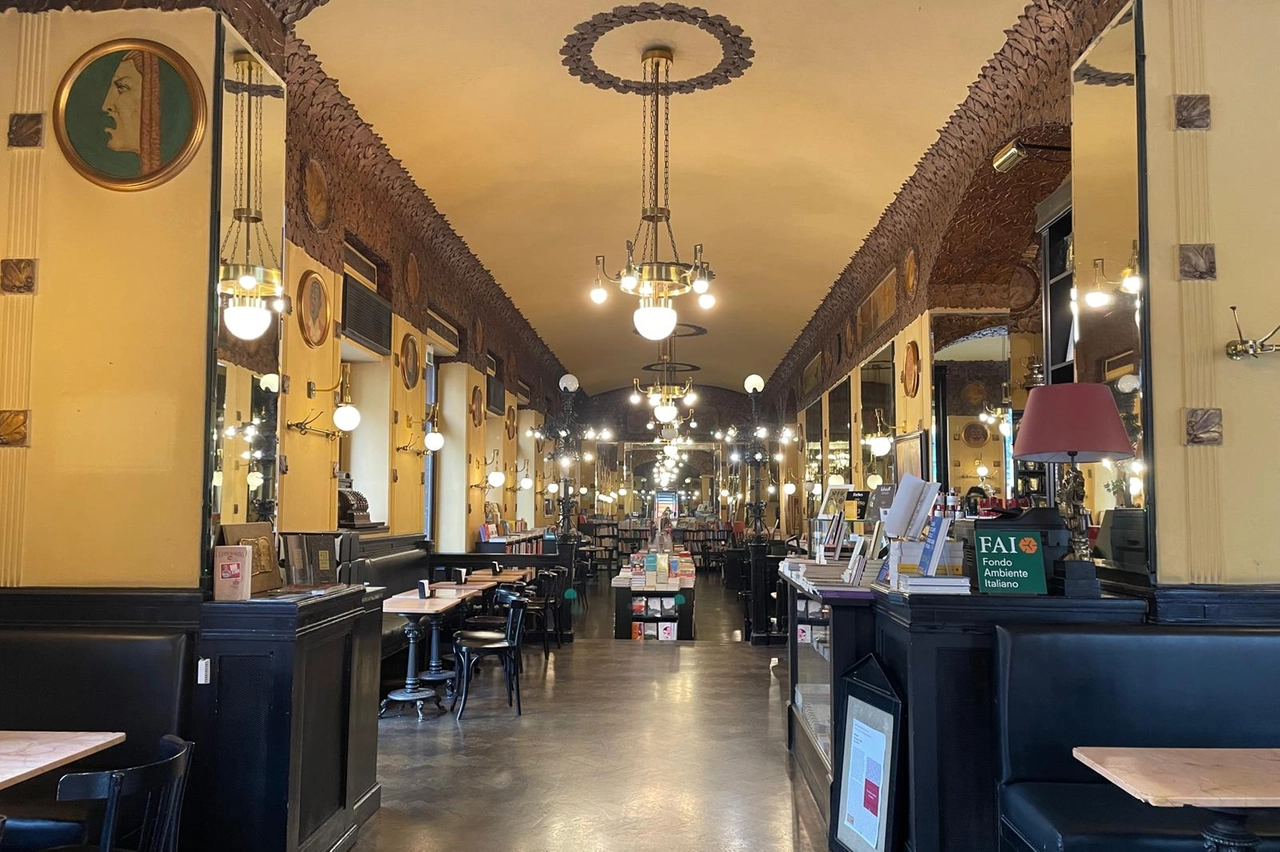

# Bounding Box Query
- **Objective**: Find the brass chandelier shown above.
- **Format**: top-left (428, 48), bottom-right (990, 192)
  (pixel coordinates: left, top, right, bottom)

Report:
top-left (631, 335), bottom-right (696, 429)
top-left (589, 48), bottom-right (717, 340)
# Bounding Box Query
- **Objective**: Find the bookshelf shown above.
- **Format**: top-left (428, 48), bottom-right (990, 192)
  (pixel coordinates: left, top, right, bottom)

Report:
top-left (475, 529), bottom-right (548, 555)
top-left (611, 585), bottom-right (696, 640)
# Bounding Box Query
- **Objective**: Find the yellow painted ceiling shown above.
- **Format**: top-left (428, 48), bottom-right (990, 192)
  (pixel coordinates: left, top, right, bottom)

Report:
top-left (298, 0), bottom-right (1031, 394)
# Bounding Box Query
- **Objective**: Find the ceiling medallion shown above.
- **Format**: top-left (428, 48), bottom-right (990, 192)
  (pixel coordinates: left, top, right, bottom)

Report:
top-left (561, 4), bottom-right (753, 95)
top-left (588, 46), bottom-right (719, 340)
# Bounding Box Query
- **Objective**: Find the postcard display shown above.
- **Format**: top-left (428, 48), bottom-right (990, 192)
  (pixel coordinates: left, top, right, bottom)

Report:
top-left (611, 551), bottom-right (697, 640)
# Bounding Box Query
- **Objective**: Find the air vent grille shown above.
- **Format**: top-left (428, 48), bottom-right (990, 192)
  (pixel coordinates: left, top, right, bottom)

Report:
top-left (341, 275), bottom-right (392, 355)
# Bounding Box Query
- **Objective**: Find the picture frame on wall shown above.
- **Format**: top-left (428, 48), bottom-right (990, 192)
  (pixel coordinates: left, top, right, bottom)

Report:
top-left (830, 655), bottom-right (903, 852)
top-left (893, 430), bottom-right (928, 483)
top-left (54, 38), bottom-right (206, 191)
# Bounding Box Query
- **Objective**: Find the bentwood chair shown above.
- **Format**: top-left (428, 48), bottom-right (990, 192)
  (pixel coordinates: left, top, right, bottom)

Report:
top-left (42, 735), bottom-right (193, 852)
top-left (451, 597), bottom-right (528, 719)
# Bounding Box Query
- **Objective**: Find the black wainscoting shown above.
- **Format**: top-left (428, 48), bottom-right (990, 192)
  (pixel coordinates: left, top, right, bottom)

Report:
top-left (1149, 584), bottom-right (1280, 625)
top-left (189, 585), bottom-right (382, 852)
top-left (872, 588), bottom-right (1147, 852)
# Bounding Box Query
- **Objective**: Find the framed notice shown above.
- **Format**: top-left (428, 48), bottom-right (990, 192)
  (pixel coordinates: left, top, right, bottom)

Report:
top-left (831, 654), bottom-right (902, 852)
top-left (974, 529), bottom-right (1048, 595)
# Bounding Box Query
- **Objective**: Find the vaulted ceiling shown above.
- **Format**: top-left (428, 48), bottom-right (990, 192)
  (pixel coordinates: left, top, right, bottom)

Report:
top-left (296, 0), bottom-right (1031, 393)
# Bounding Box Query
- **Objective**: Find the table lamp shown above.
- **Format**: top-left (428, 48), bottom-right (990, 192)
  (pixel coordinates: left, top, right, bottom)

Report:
top-left (1013, 383), bottom-right (1134, 596)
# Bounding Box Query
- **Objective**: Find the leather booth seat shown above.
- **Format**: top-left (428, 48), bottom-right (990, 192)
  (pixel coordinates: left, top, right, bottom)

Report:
top-left (996, 626), bottom-right (1280, 852)
top-left (352, 548), bottom-right (432, 659)
top-left (0, 627), bottom-right (191, 852)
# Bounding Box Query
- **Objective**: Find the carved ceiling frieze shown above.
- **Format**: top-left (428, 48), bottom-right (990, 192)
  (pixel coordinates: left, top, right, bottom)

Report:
top-left (766, 0), bottom-right (1128, 413)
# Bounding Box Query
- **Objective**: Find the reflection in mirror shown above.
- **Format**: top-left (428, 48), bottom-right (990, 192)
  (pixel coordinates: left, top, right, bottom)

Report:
top-left (802, 399), bottom-right (824, 516)
top-left (931, 321), bottom-right (1013, 501)
top-left (827, 378), bottom-right (852, 487)
top-left (207, 21), bottom-right (286, 556)
top-left (1071, 0), bottom-right (1148, 576)
top-left (859, 344), bottom-right (895, 490)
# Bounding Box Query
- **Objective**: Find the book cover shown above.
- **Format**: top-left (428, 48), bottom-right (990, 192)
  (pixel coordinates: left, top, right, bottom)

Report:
top-left (631, 622), bottom-right (644, 640)
top-left (918, 516), bottom-right (953, 577)
top-left (657, 622), bottom-right (677, 641)
top-left (632, 596), bottom-right (647, 616)
top-left (214, 545), bottom-right (254, 601)
top-left (304, 534), bottom-right (338, 584)
top-left (643, 622), bottom-right (658, 639)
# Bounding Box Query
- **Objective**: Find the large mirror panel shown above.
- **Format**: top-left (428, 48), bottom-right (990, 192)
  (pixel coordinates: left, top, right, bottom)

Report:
top-left (859, 344), bottom-right (895, 490)
top-left (1071, 1), bottom-right (1149, 577)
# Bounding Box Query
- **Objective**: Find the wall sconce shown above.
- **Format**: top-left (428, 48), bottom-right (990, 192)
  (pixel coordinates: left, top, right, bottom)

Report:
top-left (975, 458), bottom-right (990, 481)
top-left (1087, 240), bottom-right (1141, 309)
top-left (507, 461), bottom-right (534, 492)
top-left (1226, 305), bottom-right (1280, 360)
top-left (402, 402), bottom-right (444, 454)
top-left (287, 363), bottom-right (360, 440)
top-left (861, 409), bottom-right (894, 457)
top-left (991, 139), bottom-right (1070, 174)
top-left (472, 450), bottom-right (504, 490)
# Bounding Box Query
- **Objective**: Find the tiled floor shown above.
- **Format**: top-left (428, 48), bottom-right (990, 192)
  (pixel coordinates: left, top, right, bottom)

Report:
top-left (356, 573), bottom-right (827, 852)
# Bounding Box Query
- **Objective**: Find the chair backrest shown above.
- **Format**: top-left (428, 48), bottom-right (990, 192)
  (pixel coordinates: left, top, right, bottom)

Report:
top-left (492, 587), bottom-right (520, 608)
top-left (996, 626), bottom-right (1280, 785)
top-left (505, 598), bottom-right (529, 647)
top-left (58, 735), bottom-right (193, 852)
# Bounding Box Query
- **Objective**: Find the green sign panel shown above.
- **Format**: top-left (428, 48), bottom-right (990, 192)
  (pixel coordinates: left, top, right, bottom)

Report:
top-left (975, 530), bottom-right (1048, 595)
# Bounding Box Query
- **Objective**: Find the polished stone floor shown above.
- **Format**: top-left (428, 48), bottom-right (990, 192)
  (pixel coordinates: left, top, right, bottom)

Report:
top-left (356, 573), bottom-right (826, 852)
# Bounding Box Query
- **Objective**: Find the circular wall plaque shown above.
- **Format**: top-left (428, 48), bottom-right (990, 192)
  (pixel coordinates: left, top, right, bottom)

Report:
top-left (963, 421), bottom-right (990, 449)
top-left (904, 249), bottom-right (919, 298)
top-left (400, 333), bottom-right (420, 390)
top-left (902, 340), bottom-right (921, 398)
top-left (405, 252), bottom-right (420, 302)
top-left (470, 386), bottom-right (484, 428)
top-left (505, 406), bottom-right (517, 440)
top-left (296, 271), bottom-right (330, 349)
top-left (54, 39), bottom-right (206, 192)
top-left (961, 380), bottom-right (987, 407)
top-left (302, 156), bottom-right (330, 231)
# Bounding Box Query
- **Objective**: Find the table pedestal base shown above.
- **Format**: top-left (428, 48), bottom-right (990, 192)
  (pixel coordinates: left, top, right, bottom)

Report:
top-left (382, 688), bottom-right (443, 721)
top-left (1203, 811), bottom-right (1259, 852)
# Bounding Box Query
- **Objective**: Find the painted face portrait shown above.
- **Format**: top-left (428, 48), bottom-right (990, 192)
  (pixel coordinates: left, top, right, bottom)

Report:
top-left (307, 282), bottom-right (323, 325)
top-left (56, 40), bottom-right (203, 190)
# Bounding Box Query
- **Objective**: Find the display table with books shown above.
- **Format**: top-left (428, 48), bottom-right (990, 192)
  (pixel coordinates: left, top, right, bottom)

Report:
top-left (778, 559), bottom-right (877, 826)
top-left (612, 551), bottom-right (697, 640)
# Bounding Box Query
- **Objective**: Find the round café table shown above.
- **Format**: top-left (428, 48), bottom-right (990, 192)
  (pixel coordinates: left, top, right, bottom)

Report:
top-left (381, 591), bottom-right (480, 719)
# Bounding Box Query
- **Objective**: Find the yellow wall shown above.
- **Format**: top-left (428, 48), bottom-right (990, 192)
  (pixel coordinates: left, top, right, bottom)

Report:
top-left (0, 9), bottom-right (216, 586)
top-left (893, 311), bottom-right (933, 439)
top-left (1144, 0), bottom-right (1280, 583)
top-left (436, 361), bottom-right (485, 551)
top-left (388, 315), bottom-right (427, 535)
top-left (277, 242), bottom-right (340, 531)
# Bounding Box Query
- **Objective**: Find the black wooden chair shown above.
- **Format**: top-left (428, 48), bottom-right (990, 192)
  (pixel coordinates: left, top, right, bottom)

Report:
top-left (522, 570), bottom-right (565, 658)
top-left (40, 735), bottom-right (193, 852)
top-left (451, 598), bottom-right (528, 720)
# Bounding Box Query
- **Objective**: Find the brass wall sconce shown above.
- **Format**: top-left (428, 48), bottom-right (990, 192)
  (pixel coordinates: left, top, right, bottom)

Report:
top-left (991, 139), bottom-right (1070, 174)
top-left (472, 450), bottom-right (504, 490)
top-left (288, 363), bottom-right (361, 439)
top-left (1087, 240), bottom-right (1142, 309)
top-left (1226, 305), bottom-right (1280, 360)
top-left (506, 460), bottom-right (533, 492)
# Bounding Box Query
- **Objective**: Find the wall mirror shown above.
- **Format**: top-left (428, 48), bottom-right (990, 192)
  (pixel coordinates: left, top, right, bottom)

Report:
top-left (802, 399), bottom-right (824, 516)
top-left (205, 20), bottom-right (286, 567)
top-left (827, 377), bottom-right (853, 487)
top-left (859, 344), bottom-right (895, 490)
top-left (1070, 0), bottom-right (1150, 579)
top-left (930, 315), bottom-right (1015, 501)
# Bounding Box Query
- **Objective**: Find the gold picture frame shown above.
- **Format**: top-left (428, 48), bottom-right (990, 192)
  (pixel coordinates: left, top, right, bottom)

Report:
top-left (54, 39), bottom-right (206, 192)
top-left (296, 271), bottom-right (330, 349)
top-left (400, 333), bottom-right (421, 390)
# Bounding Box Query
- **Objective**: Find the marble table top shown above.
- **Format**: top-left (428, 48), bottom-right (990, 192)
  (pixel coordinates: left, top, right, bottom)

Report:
top-left (0, 730), bottom-right (126, 791)
top-left (384, 593), bottom-right (476, 615)
top-left (1074, 747), bottom-right (1280, 808)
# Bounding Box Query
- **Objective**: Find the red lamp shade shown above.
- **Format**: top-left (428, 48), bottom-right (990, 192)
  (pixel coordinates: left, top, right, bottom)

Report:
top-left (1013, 383), bottom-right (1134, 463)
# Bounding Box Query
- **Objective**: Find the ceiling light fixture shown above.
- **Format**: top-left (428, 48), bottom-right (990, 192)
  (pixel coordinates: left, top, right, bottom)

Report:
top-left (590, 48), bottom-right (715, 339)
top-left (991, 138), bottom-right (1071, 174)
top-left (218, 53), bottom-right (285, 341)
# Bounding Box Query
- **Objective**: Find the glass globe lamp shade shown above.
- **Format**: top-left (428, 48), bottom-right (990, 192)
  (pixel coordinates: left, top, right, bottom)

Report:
top-left (976, 464), bottom-right (990, 479)
top-left (332, 403), bottom-right (361, 433)
top-left (998, 421), bottom-right (1012, 438)
top-left (590, 285), bottom-right (608, 304)
top-left (654, 404), bottom-right (679, 423)
top-left (828, 474), bottom-right (845, 486)
top-left (783, 482), bottom-right (797, 496)
top-left (866, 474), bottom-right (884, 489)
top-left (547, 482), bottom-right (559, 494)
top-left (868, 435), bottom-right (893, 458)
top-left (621, 272), bottom-right (639, 292)
top-left (559, 374), bottom-right (580, 393)
top-left (1121, 270), bottom-right (1142, 294)
top-left (520, 476), bottom-right (534, 490)
top-left (487, 470), bottom-right (506, 489)
top-left (664, 444), bottom-right (679, 458)
top-left (698, 293), bottom-right (716, 310)
top-left (579, 486), bottom-right (588, 495)
top-left (692, 275), bottom-right (709, 294)
top-left (246, 471), bottom-right (265, 491)
top-left (619, 488), bottom-right (628, 496)
top-left (1084, 288), bottom-right (1113, 309)
top-left (663, 458), bottom-right (677, 470)
top-left (211, 470), bottom-right (224, 488)
top-left (720, 488), bottom-right (729, 498)
top-left (424, 431), bottom-right (445, 452)
top-left (630, 392), bottom-right (642, 404)
top-left (633, 304), bottom-right (678, 341)
top-left (767, 484), bottom-right (777, 495)
top-left (259, 373), bottom-right (280, 392)
top-left (811, 483), bottom-right (822, 496)
top-left (683, 391), bottom-right (697, 405)
top-left (661, 426), bottom-right (678, 440)
top-left (743, 374), bottom-right (765, 394)
top-left (223, 296), bottom-right (273, 341)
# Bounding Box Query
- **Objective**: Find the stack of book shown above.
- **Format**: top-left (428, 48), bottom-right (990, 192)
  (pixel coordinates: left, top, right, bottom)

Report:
top-left (898, 575), bottom-right (972, 595)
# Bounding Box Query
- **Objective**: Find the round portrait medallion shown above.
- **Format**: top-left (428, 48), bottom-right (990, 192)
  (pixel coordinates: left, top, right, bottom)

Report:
top-left (296, 272), bottom-right (330, 349)
top-left (400, 333), bottom-right (420, 390)
top-left (54, 39), bottom-right (206, 191)
top-left (303, 157), bottom-right (331, 231)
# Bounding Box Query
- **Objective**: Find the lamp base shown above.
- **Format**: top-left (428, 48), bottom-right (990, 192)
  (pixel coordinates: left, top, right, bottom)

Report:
top-left (1054, 558), bottom-right (1102, 598)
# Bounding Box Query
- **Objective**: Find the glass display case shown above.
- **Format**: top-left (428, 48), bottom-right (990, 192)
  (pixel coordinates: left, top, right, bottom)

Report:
top-left (780, 561), bottom-right (876, 823)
